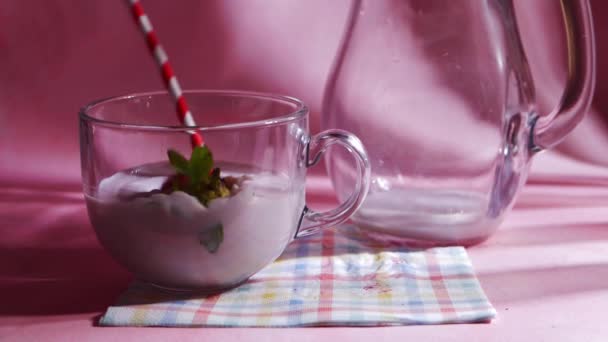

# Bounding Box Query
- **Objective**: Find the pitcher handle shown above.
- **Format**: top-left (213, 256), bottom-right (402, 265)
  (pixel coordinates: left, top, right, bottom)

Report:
top-left (295, 129), bottom-right (371, 238)
top-left (531, 0), bottom-right (596, 151)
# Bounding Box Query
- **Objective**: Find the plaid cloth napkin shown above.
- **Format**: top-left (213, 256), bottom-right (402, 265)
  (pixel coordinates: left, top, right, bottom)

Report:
top-left (100, 225), bottom-right (495, 327)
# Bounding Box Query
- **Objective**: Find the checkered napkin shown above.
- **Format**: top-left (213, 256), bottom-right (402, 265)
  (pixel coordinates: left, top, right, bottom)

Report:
top-left (99, 225), bottom-right (495, 327)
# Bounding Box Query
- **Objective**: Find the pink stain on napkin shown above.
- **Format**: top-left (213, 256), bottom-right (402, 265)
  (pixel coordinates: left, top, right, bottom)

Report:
top-left (100, 225), bottom-right (495, 327)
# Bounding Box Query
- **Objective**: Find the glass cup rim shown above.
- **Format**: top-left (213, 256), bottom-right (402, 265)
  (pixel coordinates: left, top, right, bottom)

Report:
top-left (79, 89), bottom-right (309, 132)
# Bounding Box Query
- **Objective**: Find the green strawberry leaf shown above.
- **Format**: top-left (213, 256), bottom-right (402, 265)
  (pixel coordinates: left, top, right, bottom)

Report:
top-left (165, 145), bottom-right (234, 208)
top-left (167, 149), bottom-right (189, 174)
top-left (210, 168), bottom-right (231, 197)
top-left (188, 146), bottom-right (213, 185)
top-left (199, 223), bottom-right (224, 253)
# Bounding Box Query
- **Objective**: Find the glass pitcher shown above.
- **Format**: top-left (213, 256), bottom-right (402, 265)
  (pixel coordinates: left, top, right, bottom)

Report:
top-left (322, 0), bottom-right (595, 245)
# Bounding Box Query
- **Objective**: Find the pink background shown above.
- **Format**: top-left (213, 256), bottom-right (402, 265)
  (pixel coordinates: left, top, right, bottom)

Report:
top-left (1, 1), bottom-right (608, 340)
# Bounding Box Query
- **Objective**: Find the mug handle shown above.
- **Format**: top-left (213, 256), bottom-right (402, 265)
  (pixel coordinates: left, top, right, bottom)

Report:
top-left (531, 0), bottom-right (596, 151)
top-left (295, 129), bottom-right (371, 238)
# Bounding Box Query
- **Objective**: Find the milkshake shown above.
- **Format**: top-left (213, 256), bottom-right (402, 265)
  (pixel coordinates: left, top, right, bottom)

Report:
top-left (86, 161), bottom-right (304, 291)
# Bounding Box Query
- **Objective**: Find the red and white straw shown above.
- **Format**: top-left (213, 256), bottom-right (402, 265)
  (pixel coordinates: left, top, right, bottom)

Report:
top-left (126, 0), bottom-right (204, 148)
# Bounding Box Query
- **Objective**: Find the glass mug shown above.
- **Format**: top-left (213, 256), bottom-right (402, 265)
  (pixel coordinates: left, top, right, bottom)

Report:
top-left (322, 0), bottom-right (595, 245)
top-left (80, 90), bottom-right (371, 291)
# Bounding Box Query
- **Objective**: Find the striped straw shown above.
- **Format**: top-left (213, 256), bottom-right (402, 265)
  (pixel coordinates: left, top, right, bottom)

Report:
top-left (126, 0), bottom-right (204, 148)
